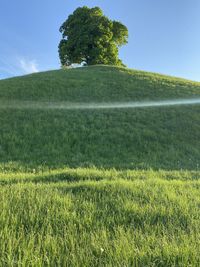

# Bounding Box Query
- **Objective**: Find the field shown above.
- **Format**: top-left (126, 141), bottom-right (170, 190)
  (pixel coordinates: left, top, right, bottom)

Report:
top-left (0, 66), bottom-right (200, 266)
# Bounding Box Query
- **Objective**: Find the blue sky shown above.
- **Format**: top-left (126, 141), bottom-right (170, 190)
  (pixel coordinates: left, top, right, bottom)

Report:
top-left (0, 0), bottom-right (200, 81)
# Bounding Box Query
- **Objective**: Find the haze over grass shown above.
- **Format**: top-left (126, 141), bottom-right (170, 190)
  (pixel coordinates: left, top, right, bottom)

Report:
top-left (0, 98), bottom-right (200, 110)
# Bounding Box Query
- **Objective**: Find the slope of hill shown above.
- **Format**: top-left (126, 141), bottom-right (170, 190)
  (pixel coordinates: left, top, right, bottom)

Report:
top-left (0, 65), bottom-right (200, 102)
top-left (0, 65), bottom-right (199, 171)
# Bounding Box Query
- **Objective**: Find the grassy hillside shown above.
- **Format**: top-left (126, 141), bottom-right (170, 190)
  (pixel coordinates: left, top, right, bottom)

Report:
top-left (0, 66), bottom-right (200, 266)
top-left (0, 65), bottom-right (200, 102)
top-left (0, 65), bottom-right (199, 171)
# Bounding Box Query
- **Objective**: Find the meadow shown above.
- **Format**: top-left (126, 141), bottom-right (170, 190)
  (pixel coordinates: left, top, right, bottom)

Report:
top-left (0, 66), bottom-right (200, 266)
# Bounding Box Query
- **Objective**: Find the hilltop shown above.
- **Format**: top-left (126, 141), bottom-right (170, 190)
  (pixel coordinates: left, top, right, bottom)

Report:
top-left (0, 65), bottom-right (200, 102)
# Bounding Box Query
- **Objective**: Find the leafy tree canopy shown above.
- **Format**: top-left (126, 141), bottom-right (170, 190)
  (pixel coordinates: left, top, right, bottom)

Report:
top-left (59, 6), bottom-right (128, 67)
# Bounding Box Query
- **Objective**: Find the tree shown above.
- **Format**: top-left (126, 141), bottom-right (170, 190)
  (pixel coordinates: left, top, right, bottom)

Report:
top-left (58, 6), bottom-right (128, 67)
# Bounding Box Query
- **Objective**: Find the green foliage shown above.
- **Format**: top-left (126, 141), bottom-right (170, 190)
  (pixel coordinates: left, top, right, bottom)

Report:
top-left (58, 6), bottom-right (128, 66)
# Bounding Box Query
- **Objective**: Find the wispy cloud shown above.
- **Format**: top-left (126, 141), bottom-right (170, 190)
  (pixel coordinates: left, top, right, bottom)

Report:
top-left (0, 56), bottom-right (39, 79)
top-left (19, 58), bottom-right (39, 74)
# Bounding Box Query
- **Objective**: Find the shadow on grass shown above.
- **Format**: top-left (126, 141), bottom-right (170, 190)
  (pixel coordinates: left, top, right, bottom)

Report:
top-left (0, 167), bottom-right (200, 186)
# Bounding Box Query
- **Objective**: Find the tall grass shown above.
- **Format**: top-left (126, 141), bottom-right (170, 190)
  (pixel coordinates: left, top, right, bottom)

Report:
top-left (0, 169), bottom-right (200, 266)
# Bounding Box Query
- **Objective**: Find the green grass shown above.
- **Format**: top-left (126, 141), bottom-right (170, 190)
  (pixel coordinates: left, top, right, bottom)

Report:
top-left (0, 106), bottom-right (200, 171)
top-left (0, 65), bottom-right (199, 171)
top-left (0, 65), bottom-right (200, 266)
top-left (0, 168), bottom-right (200, 266)
top-left (1, 65), bottom-right (200, 102)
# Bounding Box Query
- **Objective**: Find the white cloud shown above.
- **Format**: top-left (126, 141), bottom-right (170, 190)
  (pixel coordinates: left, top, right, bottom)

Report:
top-left (0, 55), bottom-right (40, 79)
top-left (19, 58), bottom-right (39, 74)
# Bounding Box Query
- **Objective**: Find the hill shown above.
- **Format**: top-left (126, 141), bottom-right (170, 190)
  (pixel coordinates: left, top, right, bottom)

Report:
top-left (0, 65), bottom-right (199, 171)
top-left (0, 66), bottom-right (200, 265)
